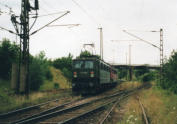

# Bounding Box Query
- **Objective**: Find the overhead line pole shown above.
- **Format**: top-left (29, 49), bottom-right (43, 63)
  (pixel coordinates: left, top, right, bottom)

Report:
top-left (19, 0), bottom-right (30, 95)
top-left (122, 29), bottom-right (164, 83)
top-left (98, 27), bottom-right (103, 60)
top-left (160, 29), bottom-right (163, 84)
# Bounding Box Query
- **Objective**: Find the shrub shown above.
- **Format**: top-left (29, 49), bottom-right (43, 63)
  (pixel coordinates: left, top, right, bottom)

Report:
top-left (140, 72), bottom-right (155, 82)
top-left (29, 51), bottom-right (52, 91)
top-left (53, 53), bottom-right (72, 80)
top-left (0, 38), bottom-right (19, 79)
top-left (160, 50), bottom-right (177, 94)
top-left (62, 67), bottom-right (72, 80)
top-left (54, 83), bottom-right (59, 89)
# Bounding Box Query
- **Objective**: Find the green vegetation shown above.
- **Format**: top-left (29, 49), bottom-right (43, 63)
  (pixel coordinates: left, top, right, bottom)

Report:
top-left (53, 53), bottom-right (73, 81)
top-left (39, 67), bottom-right (70, 91)
top-left (29, 51), bottom-right (52, 91)
top-left (115, 83), bottom-right (177, 124)
top-left (0, 38), bottom-right (19, 79)
top-left (78, 50), bottom-right (92, 58)
top-left (160, 50), bottom-right (177, 94)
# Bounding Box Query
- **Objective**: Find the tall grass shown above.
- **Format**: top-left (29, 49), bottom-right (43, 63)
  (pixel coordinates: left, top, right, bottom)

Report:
top-left (116, 82), bottom-right (177, 124)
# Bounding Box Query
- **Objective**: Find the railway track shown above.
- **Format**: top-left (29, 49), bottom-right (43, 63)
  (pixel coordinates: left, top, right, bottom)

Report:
top-left (0, 99), bottom-right (59, 119)
top-left (1, 90), bottom-right (124, 124)
top-left (0, 86), bottom-right (122, 123)
top-left (71, 84), bottom-right (148, 124)
top-left (0, 96), bottom-right (82, 124)
top-left (137, 97), bottom-right (149, 124)
top-left (0, 84), bottom-right (147, 124)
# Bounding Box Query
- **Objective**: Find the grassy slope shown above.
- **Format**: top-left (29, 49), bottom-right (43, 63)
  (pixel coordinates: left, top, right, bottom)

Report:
top-left (115, 82), bottom-right (177, 124)
top-left (40, 66), bottom-right (71, 91)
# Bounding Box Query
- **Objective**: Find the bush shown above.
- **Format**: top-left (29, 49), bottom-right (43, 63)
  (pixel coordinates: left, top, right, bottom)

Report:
top-left (0, 38), bottom-right (19, 79)
top-left (140, 72), bottom-right (155, 82)
top-left (29, 51), bottom-right (52, 91)
top-left (46, 69), bottom-right (53, 81)
top-left (160, 50), bottom-right (177, 94)
top-left (62, 67), bottom-right (72, 80)
top-left (54, 83), bottom-right (59, 89)
top-left (53, 53), bottom-right (72, 80)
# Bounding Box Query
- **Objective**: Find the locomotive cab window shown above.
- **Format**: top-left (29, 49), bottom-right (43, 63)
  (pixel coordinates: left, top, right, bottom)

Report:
top-left (73, 61), bottom-right (84, 69)
top-left (73, 60), bottom-right (94, 69)
top-left (85, 61), bottom-right (94, 69)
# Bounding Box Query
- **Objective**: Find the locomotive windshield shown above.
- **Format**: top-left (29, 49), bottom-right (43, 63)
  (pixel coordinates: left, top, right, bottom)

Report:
top-left (73, 60), bottom-right (94, 69)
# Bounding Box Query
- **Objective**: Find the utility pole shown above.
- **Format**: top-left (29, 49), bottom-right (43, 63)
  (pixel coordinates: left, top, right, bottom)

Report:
top-left (19, 0), bottom-right (39, 96)
top-left (129, 44), bottom-right (132, 81)
top-left (160, 28), bottom-right (163, 84)
top-left (2, 0), bottom-right (69, 96)
top-left (98, 27), bottom-right (103, 60)
top-left (19, 0), bottom-right (30, 95)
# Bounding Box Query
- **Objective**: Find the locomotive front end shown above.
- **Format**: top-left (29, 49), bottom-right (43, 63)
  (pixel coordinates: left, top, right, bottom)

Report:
top-left (72, 59), bottom-right (99, 94)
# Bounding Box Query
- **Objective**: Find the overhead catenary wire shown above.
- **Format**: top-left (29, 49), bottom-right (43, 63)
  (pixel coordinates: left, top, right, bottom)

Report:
top-left (29, 10), bottom-right (38, 31)
top-left (30, 11), bottom-right (70, 35)
top-left (0, 26), bottom-right (17, 35)
top-left (71, 0), bottom-right (100, 26)
top-left (42, 0), bottom-right (56, 10)
top-left (31, 11), bottom-right (68, 18)
top-left (47, 24), bottom-right (80, 28)
top-left (123, 30), bottom-right (160, 49)
top-left (40, 0), bottom-right (58, 14)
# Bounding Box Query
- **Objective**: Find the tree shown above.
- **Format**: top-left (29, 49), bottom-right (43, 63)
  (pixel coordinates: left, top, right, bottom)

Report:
top-left (160, 50), bottom-right (177, 94)
top-left (29, 51), bottom-right (52, 91)
top-left (0, 38), bottom-right (19, 79)
top-left (78, 50), bottom-right (100, 59)
top-left (79, 50), bottom-right (92, 57)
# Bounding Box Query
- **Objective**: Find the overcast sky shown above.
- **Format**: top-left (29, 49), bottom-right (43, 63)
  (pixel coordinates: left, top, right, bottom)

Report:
top-left (0, 0), bottom-right (177, 65)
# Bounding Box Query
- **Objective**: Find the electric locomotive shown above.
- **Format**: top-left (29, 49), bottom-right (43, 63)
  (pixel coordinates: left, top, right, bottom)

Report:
top-left (72, 55), bottom-right (118, 94)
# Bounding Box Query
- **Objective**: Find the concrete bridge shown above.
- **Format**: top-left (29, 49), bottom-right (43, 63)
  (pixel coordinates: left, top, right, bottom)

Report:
top-left (110, 63), bottom-right (160, 80)
top-left (110, 63), bottom-right (160, 70)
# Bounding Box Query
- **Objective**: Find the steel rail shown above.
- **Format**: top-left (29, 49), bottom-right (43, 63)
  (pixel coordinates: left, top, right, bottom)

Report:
top-left (138, 97), bottom-right (149, 124)
top-left (11, 97), bottom-right (85, 124)
top-left (12, 91), bottom-right (125, 124)
top-left (97, 85), bottom-right (149, 124)
top-left (57, 98), bottom-right (119, 124)
top-left (59, 84), bottom-right (148, 124)
top-left (0, 99), bottom-right (59, 119)
top-left (98, 97), bottom-right (122, 124)
top-left (58, 93), bottom-right (133, 124)
top-left (12, 85), bottom-right (147, 124)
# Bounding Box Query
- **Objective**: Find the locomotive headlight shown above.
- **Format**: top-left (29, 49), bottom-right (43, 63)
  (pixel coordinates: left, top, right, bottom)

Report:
top-left (90, 71), bottom-right (94, 77)
top-left (89, 82), bottom-right (94, 87)
top-left (73, 72), bottom-right (77, 78)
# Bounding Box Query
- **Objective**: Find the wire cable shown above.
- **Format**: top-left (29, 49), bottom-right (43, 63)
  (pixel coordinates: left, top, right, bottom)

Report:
top-left (30, 11), bottom-right (70, 35)
top-left (0, 26), bottom-right (17, 35)
top-left (31, 11), bottom-right (68, 18)
top-left (71, 0), bottom-right (100, 26)
top-left (29, 10), bottom-right (38, 31)
top-left (123, 30), bottom-right (160, 49)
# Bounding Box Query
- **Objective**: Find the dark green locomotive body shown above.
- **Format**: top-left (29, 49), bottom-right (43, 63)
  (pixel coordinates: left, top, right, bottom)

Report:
top-left (72, 56), bottom-right (118, 94)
